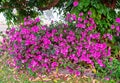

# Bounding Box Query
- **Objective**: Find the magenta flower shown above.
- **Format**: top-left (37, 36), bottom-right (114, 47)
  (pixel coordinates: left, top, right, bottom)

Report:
top-left (35, 17), bottom-right (40, 23)
top-left (78, 17), bottom-right (82, 22)
top-left (25, 40), bottom-right (31, 45)
top-left (97, 59), bottom-right (104, 67)
top-left (51, 62), bottom-right (58, 68)
top-left (88, 11), bottom-right (92, 15)
top-left (30, 34), bottom-right (36, 40)
top-left (79, 12), bottom-right (83, 16)
top-left (105, 77), bottom-right (110, 80)
top-left (116, 26), bottom-right (120, 32)
top-left (109, 57), bottom-right (113, 62)
top-left (31, 59), bottom-right (38, 67)
top-left (88, 26), bottom-right (94, 31)
top-left (44, 58), bottom-right (49, 63)
top-left (53, 36), bottom-right (59, 42)
top-left (71, 14), bottom-right (77, 20)
top-left (75, 70), bottom-right (81, 76)
top-left (116, 32), bottom-right (119, 36)
top-left (42, 63), bottom-right (48, 69)
top-left (21, 28), bottom-right (30, 34)
top-left (31, 25), bottom-right (39, 33)
top-left (65, 13), bottom-right (71, 21)
top-left (116, 17), bottom-right (120, 23)
top-left (103, 33), bottom-right (113, 40)
top-left (36, 55), bottom-right (42, 61)
top-left (111, 25), bottom-right (115, 29)
top-left (41, 26), bottom-right (46, 30)
top-left (100, 43), bottom-right (107, 49)
top-left (67, 67), bottom-right (74, 74)
top-left (67, 36), bottom-right (75, 42)
top-left (22, 59), bottom-right (27, 63)
top-left (107, 34), bottom-right (113, 40)
top-left (70, 54), bottom-right (75, 59)
top-left (76, 23), bottom-right (85, 28)
top-left (43, 38), bottom-right (51, 45)
top-left (73, 1), bottom-right (79, 7)
top-left (107, 47), bottom-right (111, 56)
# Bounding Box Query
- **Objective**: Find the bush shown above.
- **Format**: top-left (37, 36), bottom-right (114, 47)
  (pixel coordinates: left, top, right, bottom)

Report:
top-left (0, 12), bottom-right (119, 77)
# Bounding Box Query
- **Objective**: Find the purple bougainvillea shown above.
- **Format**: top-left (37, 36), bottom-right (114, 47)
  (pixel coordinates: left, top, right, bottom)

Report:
top-left (73, 1), bottom-right (79, 7)
top-left (116, 17), bottom-right (120, 23)
top-left (1, 11), bottom-right (119, 76)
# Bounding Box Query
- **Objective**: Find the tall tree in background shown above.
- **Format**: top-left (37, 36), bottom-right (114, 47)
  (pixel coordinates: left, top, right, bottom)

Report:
top-left (0, 0), bottom-right (120, 25)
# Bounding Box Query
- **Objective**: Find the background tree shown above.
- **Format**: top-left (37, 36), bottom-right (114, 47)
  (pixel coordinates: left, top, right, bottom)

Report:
top-left (0, 0), bottom-right (120, 25)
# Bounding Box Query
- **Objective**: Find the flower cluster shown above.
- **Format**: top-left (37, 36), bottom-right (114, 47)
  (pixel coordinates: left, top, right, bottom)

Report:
top-left (110, 18), bottom-right (120, 36)
top-left (0, 12), bottom-right (112, 76)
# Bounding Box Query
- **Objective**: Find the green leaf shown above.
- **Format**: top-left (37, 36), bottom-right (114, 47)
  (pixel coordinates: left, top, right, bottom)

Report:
top-left (97, 4), bottom-right (104, 14)
top-left (66, 0), bottom-right (73, 8)
top-left (90, 7), bottom-right (96, 18)
top-left (114, 36), bottom-right (120, 42)
top-left (83, 7), bottom-right (89, 12)
top-left (0, 9), bottom-right (5, 12)
top-left (77, 2), bottom-right (83, 11)
top-left (83, 0), bottom-right (90, 7)
top-left (27, 68), bottom-right (36, 77)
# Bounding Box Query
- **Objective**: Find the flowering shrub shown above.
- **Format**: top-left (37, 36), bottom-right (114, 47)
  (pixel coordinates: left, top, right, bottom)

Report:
top-left (0, 12), bottom-right (112, 76)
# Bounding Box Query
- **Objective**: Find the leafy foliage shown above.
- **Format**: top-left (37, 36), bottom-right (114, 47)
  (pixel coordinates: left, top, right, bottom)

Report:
top-left (0, 0), bottom-right (62, 25)
top-left (70, 0), bottom-right (120, 57)
top-left (95, 58), bottom-right (120, 82)
top-left (0, 0), bottom-right (120, 25)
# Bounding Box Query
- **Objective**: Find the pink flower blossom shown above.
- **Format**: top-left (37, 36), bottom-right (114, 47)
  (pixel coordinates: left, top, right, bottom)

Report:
top-left (75, 70), bottom-right (81, 76)
top-left (35, 17), bottom-right (40, 23)
top-left (78, 17), bottom-right (82, 22)
top-left (79, 12), bottom-right (83, 16)
top-left (36, 55), bottom-right (42, 61)
top-left (51, 62), bottom-right (58, 68)
top-left (31, 59), bottom-right (38, 67)
top-left (31, 25), bottom-right (39, 32)
top-left (116, 26), bottom-right (120, 32)
top-left (116, 32), bottom-right (119, 36)
top-left (73, 1), bottom-right (79, 7)
top-left (76, 23), bottom-right (85, 28)
top-left (88, 11), bottom-right (92, 15)
top-left (107, 47), bottom-right (111, 56)
top-left (116, 17), bottom-right (120, 23)
top-left (111, 25), bottom-right (115, 29)
top-left (97, 59), bottom-right (104, 67)
top-left (109, 57), bottom-right (113, 62)
top-left (71, 14), bottom-right (77, 20)
top-left (41, 26), bottom-right (46, 30)
top-left (107, 34), bottom-right (113, 40)
top-left (105, 77), bottom-right (110, 80)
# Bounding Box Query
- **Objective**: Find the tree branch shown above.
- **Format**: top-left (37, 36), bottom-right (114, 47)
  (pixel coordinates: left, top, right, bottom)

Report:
top-left (38, 0), bottom-right (59, 10)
